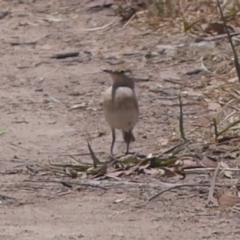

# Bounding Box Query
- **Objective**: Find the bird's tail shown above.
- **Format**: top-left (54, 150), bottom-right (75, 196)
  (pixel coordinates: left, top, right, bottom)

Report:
top-left (122, 130), bottom-right (135, 143)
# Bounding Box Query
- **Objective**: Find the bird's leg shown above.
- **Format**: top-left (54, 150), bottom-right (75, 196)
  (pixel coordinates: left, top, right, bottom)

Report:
top-left (125, 132), bottom-right (131, 155)
top-left (110, 128), bottom-right (116, 157)
top-left (124, 131), bottom-right (137, 155)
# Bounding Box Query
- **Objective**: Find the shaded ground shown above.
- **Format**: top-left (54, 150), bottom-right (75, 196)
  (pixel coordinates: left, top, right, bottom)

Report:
top-left (0, 0), bottom-right (240, 239)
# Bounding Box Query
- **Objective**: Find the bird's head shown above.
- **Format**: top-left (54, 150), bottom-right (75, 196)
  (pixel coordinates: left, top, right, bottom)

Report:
top-left (102, 68), bottom-right (134, 88)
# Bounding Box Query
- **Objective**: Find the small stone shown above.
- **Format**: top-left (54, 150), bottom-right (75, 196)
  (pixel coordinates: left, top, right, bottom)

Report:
top-left (69, 91), bottom-right (85, 96)
top-left (35, 88), bottom-right (43, 92)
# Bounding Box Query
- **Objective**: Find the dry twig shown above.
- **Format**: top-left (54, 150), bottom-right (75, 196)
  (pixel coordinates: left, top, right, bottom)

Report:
top-left (206, 162), bottom-right (221, 206)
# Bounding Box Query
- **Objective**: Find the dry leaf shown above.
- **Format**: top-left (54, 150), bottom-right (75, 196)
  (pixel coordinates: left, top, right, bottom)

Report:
top-left (44, 15), bottom-right (62, 23)
top-left (85, 0), bottom-right (114, 10)
top-left (208, 102), bottom-right (221, 111)
top-left (70, 103), bottom-right (87, 110)
top-left (204, 22), bottom-right (235, 35)
top-left (192, 117), bottom-right (211, 127)
top-left (138, 162), bottom-right (151, 174)
top-left (216, 188), bottom-right (240, 208)
top-left (200, 156), bottom-right (218, 168)
top-left (144, 168), bottom-right (160, 176)
top-left (123, 165), bottom-right (138, 176)
top-left (106, 171), bottom-right (124, 179)
top-left (161, 167), bottom-right (178, 178)
top-left (220, 162), bottom-right (232, 179)
top-left (114, 198), bottom-right (125, 204)
top-left (181, 158), bottom-right (198, 167)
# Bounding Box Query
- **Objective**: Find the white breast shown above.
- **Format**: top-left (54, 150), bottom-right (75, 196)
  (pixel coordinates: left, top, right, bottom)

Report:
top-left (102, 86), bottom-right (139, 131)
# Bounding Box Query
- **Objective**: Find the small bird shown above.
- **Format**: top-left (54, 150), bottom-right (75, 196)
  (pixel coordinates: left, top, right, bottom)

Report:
top-left (102, 68), bottom-right (139, 156)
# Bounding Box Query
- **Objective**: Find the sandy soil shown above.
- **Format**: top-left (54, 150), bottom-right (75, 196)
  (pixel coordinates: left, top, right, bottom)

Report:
top-left (0, 1), bottom-right (240, 239)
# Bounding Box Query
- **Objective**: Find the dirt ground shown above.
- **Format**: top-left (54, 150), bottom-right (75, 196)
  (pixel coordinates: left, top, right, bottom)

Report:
top-left (0, 0), bottom-right (240, 239)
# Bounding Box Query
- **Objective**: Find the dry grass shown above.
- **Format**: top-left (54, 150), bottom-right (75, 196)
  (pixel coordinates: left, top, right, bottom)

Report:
top-left (116, 0), bottom-right (240, 34)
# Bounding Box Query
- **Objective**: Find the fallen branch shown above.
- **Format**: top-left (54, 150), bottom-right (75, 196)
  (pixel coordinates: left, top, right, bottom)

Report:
top-left (23, 179), bottom-right (178, 190)
top-left (0, 194), bottom-right (17, 201)
top-left (79, 17), bottom-right (119, 32)
top-left (24, 179), bottom-right (108, 190)
top-left (9, 41), bottom-right (37, 46)
top-left (194, 31), bottom-right (240, 42)
top-left (147, 181), bottom-right (235, 203)
top-left (147, 183), bottom-right (208, 202)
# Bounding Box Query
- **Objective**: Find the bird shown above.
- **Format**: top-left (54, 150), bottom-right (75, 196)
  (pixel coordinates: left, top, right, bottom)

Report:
top-left (102, 67), bottom-right (139, 156)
